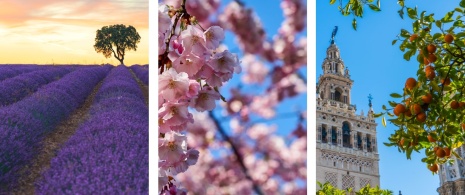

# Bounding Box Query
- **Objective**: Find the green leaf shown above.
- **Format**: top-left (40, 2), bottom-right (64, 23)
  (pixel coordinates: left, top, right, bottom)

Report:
top-left (368, 4), bottom-right (381, 12)
top-left (392, 39), bottom-right (398, 45)
top-left (400, 29), bottom-right (410, 38)
top-left (461, 0), bottom-right (465, 8)
top-left (382, 117), bottom-right (387, 127)
top-left (373, 113), bottom-right (384, 118)
top-left (425, 14), bottom-right (435, 23)
top-left (433, 33), bottom-right (442, 39)
top-left (406, 147), bottom-right (413, 159)
top-left (352, 18), bottom-right (357, 30)
top-left (455, 8), bottom-right (463, 13)
top-left (398, 9), bottom-right (404, 19)
top-left (442, 11), bottom-right (455, 23)
top-left (330, 0), bottom-right (337, 4)
top-left (407, 7), bottom-right (417, 19)
top-left (453, 20), bottom-right (465, 28)
top-left (388, 101), bottom-right (398, 107)
top-left (435, 20), bottom-right (442, 28)
top-left (403, 50), bottom-right (414, 61)
top-left (413, 20), bottom-right (420, 32)
top-left (382, 105), bottom-right (387, 110)
top-left (390, 93), bottom-right (403, 98)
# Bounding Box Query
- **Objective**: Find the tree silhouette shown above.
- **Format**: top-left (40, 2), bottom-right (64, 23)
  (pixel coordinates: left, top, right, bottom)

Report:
top-left (94, 24), bottom-right (141, 65)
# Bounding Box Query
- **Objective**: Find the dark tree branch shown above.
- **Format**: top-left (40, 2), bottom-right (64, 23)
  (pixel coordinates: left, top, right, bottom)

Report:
top-left (208, 111), bottom-right (264, 195)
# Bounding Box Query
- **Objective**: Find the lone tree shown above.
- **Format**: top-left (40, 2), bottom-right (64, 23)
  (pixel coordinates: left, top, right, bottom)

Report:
top-left (94, 24), bottom-right (141, 65)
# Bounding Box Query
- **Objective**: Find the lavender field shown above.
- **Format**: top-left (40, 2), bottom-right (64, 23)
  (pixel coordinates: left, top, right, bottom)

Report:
top-left (0, 64), bottom-right (148, 194)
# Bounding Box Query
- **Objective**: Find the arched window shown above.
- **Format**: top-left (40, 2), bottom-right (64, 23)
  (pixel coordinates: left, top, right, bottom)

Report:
top-left (335, 88), bottom-right (343, 102)
top-left (331, 126), bottom-right (337, 144)
top-left (342, 121), bottom-right (351, 148)
top-left (322, 124), bottom-right (328, 143)
top-left (357, 132), bottom-right (363, 150)
top-left (366, 134), bottom-right (372, 152)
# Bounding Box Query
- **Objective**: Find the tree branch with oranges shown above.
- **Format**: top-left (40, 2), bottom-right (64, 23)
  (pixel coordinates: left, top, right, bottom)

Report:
top-left (375, 5), bottom-right (465, 174)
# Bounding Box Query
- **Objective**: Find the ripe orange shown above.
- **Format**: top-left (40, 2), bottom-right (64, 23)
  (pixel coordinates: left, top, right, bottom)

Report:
top-left (444, 147), bottom-right (451, 157)
top-left (405, 109), bottom-right (412, 117)
top-left (436, 148), bottom-right (446, 158)
top-left (405, 78), bottom-right (417, 90)
top-left (410, 34), bottom-right (418, 42)
top-left (405, 97), bottom-right (412, 107)
top-left (428, 53), bottom-right (437, 63)
top-left (434, 146), bottom-right (439, 152)
top-left (459, 102), bottom-right (465, 108)
top-left (429, 164), bottom-right (439, 172)
top-left (428, 134), bottom-right (437, 142)
top-left (462, 123), bottom-right (465, 130)
top-left (445, 34), bottom-right (454, 44)
top-left (451, 100), bottom-right (460, 109)
top-left (394, 104), bottom-right (406, 116)
top-left (441, 77), bottom-right (451, 86)
top-left (417, 112), bottom-right (427, 123)
top-left (425, 66), bottom-right (436, 80)
top-left (422, 93), bottom-right (433, 104)
top-left (412, 104), bottom-right (422, 115)
top-left (424, 57), bottom-right (430, 65)
top-left (427, 44), bottom-right (437, 53)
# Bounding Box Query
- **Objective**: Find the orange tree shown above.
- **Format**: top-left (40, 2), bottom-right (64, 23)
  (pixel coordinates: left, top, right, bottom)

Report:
top-left (330, 0), bottom-right (465, 173)
top-left (316, 182), bottom-right (393, 195)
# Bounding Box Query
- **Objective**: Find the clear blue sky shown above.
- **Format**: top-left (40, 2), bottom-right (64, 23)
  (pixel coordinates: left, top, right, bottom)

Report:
top-left (317, 0), bottom-right (459, 194)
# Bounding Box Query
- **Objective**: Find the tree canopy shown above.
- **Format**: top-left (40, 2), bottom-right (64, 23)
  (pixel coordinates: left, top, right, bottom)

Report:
top-left (329, 0), bottom-right (465, 173)
top-left (316, 182), bottom-right (393, 195)
top-left (94, 24), bottom-right (141, 65)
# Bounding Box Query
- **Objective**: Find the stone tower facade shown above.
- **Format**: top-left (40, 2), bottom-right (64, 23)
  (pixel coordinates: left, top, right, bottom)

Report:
top-left (437, 145), bottom-right (465, 194)
top-left (316, 41), bottom-right (380, 191)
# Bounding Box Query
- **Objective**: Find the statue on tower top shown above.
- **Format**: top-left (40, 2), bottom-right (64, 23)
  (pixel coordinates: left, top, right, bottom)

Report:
top-left (368, 94), bottom-right (373, 108)
top-left (331, 26), bottom-right (338, 44)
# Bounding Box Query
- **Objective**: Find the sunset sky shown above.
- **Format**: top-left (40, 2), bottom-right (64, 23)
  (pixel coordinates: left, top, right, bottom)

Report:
top-left (0, 0), bottom-right (148, 65)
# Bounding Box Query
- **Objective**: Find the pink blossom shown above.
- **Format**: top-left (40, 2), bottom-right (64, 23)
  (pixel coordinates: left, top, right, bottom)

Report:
top-left (190, 87), bottom-right (220, 112)
top-left (158, 101), bottom-right (192, 126)
top-left (159, 148), bottom-right (200, 176)
top-left (159, 131), bottom-right (187, 163)
top-left (159, 117), bottom-right (172, 134)
top-left (159, 69), bottom-right (189, 101)
top-left (195, 65), bottom-right (223, 87)
top-left (186, 80), bottom-right (200, 98)
top-left (204, 26), bottom-right (225, 49)
top-left (241, 54), bottom-right (269, 84)
top-left (208, 50), bottom-right (239, 73)
top-left (159, 34), bottom-right (167, 55)
top-left (172, 53), bottom-right (204, 77)
top-left (159, 4), bottom-right (172, 34)
top-left (180, 25), bottom-right (207, 56)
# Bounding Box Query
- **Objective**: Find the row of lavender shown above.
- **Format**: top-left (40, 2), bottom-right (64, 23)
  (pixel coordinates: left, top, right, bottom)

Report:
top-left (0, 65), bottom-right (44, 81)
top-left (36, 65), bottom-right (148, 194)
top-left (130, 64), bottom-right (148, 85)
top-left (0, 66), bottom-right (75, 107)
top-left (0, 65), bottom-right (112, 192)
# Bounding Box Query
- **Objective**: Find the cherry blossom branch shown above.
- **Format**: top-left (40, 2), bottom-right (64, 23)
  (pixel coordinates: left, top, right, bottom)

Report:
top-left (159, 0), bottom-right (187, 74)
top-left (208, 110), bottom-right (264, 195)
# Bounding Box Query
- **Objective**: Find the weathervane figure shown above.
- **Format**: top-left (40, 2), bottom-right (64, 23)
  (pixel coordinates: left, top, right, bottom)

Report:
top-left (331, 26), bottom-right (338, 44)
top-left (368, 94), bottom-right (373, 107)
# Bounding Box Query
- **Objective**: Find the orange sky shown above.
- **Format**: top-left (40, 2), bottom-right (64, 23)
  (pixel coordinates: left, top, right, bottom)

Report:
top-left (0, 0), bottom-right (148, 65)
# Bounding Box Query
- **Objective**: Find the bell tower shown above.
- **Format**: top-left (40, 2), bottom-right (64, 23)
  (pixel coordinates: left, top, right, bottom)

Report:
top-left (316, 26), bottom-right (380, 191)
top-left (437, 145), bottom-right (465, 194)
